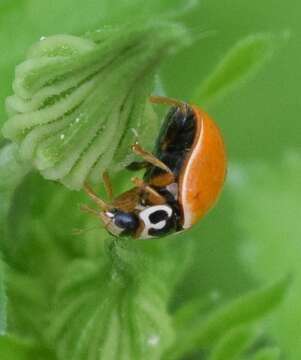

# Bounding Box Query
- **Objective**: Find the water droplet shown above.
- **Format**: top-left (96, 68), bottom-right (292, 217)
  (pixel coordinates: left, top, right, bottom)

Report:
top-left (75, 113), bottom-right (85, 123)
top-left (131, 128), bottom-right (139, 138)
top-left (60, 134), bottom-right (65, 140)
top-left (147, 335), bottom-right (160, 347)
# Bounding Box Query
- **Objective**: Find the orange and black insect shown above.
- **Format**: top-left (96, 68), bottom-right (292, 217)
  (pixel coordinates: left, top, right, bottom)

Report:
top-left (82, 96), bottom-right (227, 239)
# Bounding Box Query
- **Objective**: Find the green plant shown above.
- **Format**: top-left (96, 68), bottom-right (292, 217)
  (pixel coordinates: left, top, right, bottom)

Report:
top-left (0, 1), bottom-right (296, 359)
top-left (0, 260), bottom-right (6, 335)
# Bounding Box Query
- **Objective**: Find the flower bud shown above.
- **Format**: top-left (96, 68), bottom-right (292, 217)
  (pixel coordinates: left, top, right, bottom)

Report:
top-left (2, 22), bottom-right (189, 190)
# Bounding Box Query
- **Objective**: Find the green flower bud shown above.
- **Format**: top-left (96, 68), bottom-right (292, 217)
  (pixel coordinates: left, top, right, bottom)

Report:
top-left (2, 22), bottom-right (189, 190)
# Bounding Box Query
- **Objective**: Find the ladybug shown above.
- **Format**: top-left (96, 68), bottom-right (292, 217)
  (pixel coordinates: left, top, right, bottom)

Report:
top-left (82, 95), bottom-right (227, 239)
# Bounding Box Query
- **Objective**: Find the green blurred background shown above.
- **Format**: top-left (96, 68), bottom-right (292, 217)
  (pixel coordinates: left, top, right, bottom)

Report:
top-left (1, 0), bottom-right (300, 159)
top-left (0, 0), bottom-right (300, 359)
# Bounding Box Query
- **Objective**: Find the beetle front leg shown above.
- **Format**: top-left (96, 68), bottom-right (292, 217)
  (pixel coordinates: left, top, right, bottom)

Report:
top-left (131, 177), bottom-right (166, 205)
top-left (102, 170), bottom-right (113, 201)
top-left (126, 160), bottom-right (149, 172)
top-left (149, 95), bottom-right (188, 113)
top-left (83, 182), bottom-right (110, 211)
top-left (131, 141), bottom-right (173, 174)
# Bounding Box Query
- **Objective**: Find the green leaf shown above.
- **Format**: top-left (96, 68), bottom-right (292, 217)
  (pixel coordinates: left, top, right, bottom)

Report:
top-left (229, 154), bottom-right (301, 358)
top-left (2, 22), bottom-right (189, 190)
top-left (208, 325), bottom-right (257, 360)
top-left (173, 294), bottom-right (220, 332)
top-left (171, 289), bottom-right (225, 348)
top-left (0, 260), bottom-right (6, 335)
top-left (1, 172), bottom-right (84, 339)
top-left (2, 170), bottom-right (84, 270)
top-left (192, 33), bottom-right (287, 106)
top-left (165, 277), bottom-right (289, 359)
top-left (0, 335), bottom-right (55, 360)
top-left (6, 269), bottom-right (51, 340)
top-left (46, 253), bottom-right (174, 360)
top-left (0, 0), bottom-right (188, 126)
top-left (0, 144), bottom-right (30, 246)
top-left (1, 162), bottom-right (191, 343)
top-left (249, 347), bottom-right (281, 360)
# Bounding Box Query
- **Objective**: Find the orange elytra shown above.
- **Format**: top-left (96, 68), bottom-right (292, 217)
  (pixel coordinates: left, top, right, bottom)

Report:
top-left (179, 105), bottom-right (227, 228)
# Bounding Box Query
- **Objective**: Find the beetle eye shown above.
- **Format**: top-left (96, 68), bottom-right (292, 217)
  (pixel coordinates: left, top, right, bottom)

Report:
top-left (114, 211), bottom-right (139, 235)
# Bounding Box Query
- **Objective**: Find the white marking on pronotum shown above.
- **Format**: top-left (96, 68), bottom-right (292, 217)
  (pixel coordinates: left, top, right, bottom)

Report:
top-left (139, 205), bottom-right (173, 239)
top-left (181, 113), bottom-right (204, 229)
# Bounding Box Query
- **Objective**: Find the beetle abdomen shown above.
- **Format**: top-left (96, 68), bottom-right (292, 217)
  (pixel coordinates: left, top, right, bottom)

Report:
top-left (144, 105), bottom-right (197, 181)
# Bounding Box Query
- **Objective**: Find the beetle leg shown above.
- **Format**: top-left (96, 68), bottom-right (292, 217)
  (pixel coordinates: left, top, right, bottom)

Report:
top-left (78, 204), bottom-right (112, 232)
top-left (72, 224), bottom-right (101, 236)
top-left (126, 160), bottom-right (149, 171)
top-left (148, 172), bottom-right (175, 187)
top-left (131, 142), bottom-right (173, 174)
top-left (80, 204), bottom-right (100, 217)
top-left (83, 182), bottom-right (110, 211)
top-left (102, 170), bottom-right (113, 200)
top-left (149, 95), bottom-right (188, 113)
top-left (131, 177), bottom-right (166, 205)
